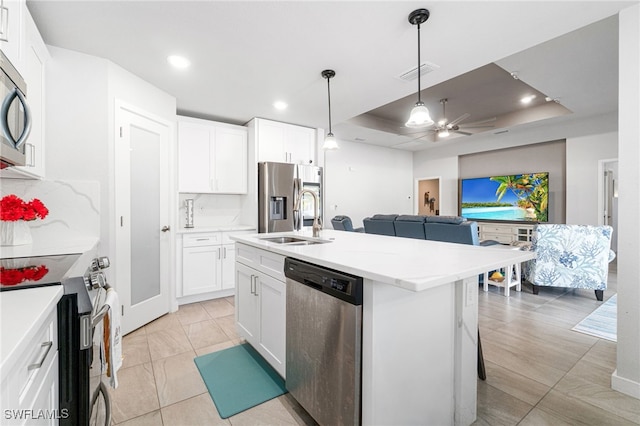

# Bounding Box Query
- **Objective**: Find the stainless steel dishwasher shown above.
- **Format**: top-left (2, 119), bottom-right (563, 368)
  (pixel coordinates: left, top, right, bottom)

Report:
top-left (284, 257), bottom-right (363, 426)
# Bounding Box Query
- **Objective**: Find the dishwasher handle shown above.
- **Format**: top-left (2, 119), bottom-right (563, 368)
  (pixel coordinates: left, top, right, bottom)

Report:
top-left (302, 279), bottom-right (323, 291)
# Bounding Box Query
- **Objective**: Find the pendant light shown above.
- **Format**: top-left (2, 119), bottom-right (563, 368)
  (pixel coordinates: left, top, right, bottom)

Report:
top-left (405, 8), bottom-right (434, 129)
top-left (321, 69), bottom-right (339, 150)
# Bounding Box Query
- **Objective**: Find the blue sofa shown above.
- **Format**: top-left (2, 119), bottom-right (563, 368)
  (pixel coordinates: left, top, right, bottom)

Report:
top-left (362, 214), bottom-right (398, 236)
top-left (363, 214), bottom-right (501, 246)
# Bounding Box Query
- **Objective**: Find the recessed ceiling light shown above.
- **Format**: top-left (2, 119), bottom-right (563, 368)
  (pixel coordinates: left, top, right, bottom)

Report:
top-left (520, 95), bottom-right (536, 104)
top-left (167, 55), bottom-right (190, 69)
top-left (273, 101), bottom-right (288, 110)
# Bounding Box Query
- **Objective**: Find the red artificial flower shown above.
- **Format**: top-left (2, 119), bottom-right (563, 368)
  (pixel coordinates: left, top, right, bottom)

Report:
top-left (0, 195), bottom-right (49, 221)
top-left (0, 265), bottom-right (49, 286)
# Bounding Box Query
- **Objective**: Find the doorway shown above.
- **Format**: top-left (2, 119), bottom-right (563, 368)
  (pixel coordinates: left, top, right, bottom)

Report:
top-left (115, 101), bottom-right (173, 334)
top-left (416, 178), bottom-right (440, 216)
top-left (599, 159), bottom-right (618, 252)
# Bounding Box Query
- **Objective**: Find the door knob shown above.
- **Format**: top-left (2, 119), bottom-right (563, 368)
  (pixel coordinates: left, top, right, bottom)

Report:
top-left (161, 226), bottom-right (171, 232)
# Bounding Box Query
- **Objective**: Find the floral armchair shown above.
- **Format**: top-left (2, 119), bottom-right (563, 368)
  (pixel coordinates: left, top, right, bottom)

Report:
top-left (526, 224), bottom-right (615, 301)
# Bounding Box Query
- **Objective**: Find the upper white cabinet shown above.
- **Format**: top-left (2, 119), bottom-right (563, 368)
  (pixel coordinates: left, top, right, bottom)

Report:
top-left (0, 3), bottom-right (49, 179)
top-left (0, 0), bottom-right (26, 72)
top-left (178, 116), bottom-right (247, 194)
top-left (254, 118), bottom-right (316, 165)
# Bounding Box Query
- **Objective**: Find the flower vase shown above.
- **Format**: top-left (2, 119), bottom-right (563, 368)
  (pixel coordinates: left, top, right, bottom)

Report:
top-left (1, 221), bottom-right (33, 246)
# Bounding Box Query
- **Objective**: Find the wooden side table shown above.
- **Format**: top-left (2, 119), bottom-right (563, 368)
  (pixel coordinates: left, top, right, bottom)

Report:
top-left (483, 262), bottom-right (521, 296)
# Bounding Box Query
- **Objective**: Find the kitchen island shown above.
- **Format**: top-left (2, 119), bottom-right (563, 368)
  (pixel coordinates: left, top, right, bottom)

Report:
top-left (232, 229), bottom-right (535, 426)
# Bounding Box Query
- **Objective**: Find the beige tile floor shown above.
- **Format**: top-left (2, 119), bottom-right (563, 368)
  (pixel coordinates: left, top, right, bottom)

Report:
top-left (92, 264), bottom-right (639, 425)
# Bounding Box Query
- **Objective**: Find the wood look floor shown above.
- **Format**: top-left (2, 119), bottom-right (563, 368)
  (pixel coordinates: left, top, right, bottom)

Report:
top-left (94, 263), bottom-right (640, 425)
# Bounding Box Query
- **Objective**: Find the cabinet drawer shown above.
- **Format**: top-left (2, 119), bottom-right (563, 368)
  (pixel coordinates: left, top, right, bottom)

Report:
top-left (480, 225), bottom-right (511, 234)
top-left (5, 309), bottom-right (58, 413)
top-left (184, 232), bottom-right (222, 247)
top-left (256, 250), bottom-right (285, 281)
top-left (236, 243), bottom-right (258, 266)
top-left (482, 233), bottom-right (513, 244)
top-left (235, 243), bottom-right (285, 281)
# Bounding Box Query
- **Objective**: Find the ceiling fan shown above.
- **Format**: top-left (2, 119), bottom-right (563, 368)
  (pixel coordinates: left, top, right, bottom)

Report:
top-left (410, 98), bottom-right (496, 142)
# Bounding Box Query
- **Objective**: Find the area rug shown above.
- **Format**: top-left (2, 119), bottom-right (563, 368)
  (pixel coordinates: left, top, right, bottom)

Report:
top-left (572, 294), bottom-right (617, 342)
top-left (194, 343), bottom-right (287, 419)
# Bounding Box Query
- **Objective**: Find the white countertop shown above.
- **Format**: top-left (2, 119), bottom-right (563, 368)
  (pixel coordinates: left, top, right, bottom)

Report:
top-left (176, 225), bottom-right (256, 234)
top-left (0, 237), bottom-right (99, 259)
top-left (232, 230), bottom-right (536, 292)
top-left (0, 285), bottom-right (64, 383)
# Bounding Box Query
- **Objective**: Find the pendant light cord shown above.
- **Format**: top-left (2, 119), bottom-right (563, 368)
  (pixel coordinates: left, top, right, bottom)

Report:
top-left (326, 76), bottom-right (333, 134)
top-left (417, 22), bottom-right (422, 104)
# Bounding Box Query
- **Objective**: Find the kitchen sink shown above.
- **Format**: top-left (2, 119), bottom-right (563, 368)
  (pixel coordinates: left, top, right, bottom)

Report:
top-left (258, 236), bottom-right (330, 245)
top-left (260, 236), bottom-right (308, 244)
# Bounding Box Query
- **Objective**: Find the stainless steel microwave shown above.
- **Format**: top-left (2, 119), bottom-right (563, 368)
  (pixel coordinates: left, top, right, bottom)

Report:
top-left (0, 49), bottom-right (31, 169)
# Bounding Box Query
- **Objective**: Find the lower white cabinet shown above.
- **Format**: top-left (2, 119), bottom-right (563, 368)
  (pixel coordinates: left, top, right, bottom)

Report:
top-left (235, 244), bottom-right (286, 377)
top-left (178, 230), bottom-right (252, 300)
top-left (183, 244), bottom-right (223, 296)
top-left (1, 307), bottom-right (59, 426)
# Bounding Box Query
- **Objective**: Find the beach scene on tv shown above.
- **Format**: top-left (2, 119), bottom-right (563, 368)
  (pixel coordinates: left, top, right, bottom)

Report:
top-left (460, 173), bottom-right (549, 222)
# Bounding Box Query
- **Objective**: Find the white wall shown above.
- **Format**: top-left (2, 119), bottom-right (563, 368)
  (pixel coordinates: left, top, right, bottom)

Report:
top-left (44, 46), bottom-right (177, 287)
top-left (413, 113), bottom-right (618, 225)
top-left (324, 140), bottom-right (413, 229)
top-left (613, 3), bottom-right (640, 399)
top-left (565, 131), bottom-right (618, 225)
top-left (413, 156), bottom-right (459, 216)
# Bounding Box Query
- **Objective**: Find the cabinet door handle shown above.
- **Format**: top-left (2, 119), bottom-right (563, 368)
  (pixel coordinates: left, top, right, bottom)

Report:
top-left (223, 247), bottom-right (227, 258)
top-left (217, 247), bottom-right (221, 259)
top-left (250, 275), bottom-right (255, 294)
top-left (0, 2), bottom-right (8, 42)
top-left (28, 341), bottom-right (53, 371)
top-left (253, 275), bottom-right (259, 296)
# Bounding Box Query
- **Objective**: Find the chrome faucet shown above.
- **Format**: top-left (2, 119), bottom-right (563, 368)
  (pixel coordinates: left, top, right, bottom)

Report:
top-left (293, 189), bottom-right (322, 238)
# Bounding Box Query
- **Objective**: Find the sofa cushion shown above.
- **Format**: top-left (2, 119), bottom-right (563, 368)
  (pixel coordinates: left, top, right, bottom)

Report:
top-left (425, 215), bottom-right (465, 224)
top-left (395, 215), bottom-right (426, 222)
top-left (371, 214), bottom-right (399, 221)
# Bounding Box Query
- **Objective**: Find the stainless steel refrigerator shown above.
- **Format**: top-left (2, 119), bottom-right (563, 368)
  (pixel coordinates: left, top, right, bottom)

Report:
top-left (258, 162), bottom-right (323, 233)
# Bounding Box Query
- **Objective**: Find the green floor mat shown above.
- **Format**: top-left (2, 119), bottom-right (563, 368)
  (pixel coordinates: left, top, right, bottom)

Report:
top-left (194, 343), bottom-right (287, 419)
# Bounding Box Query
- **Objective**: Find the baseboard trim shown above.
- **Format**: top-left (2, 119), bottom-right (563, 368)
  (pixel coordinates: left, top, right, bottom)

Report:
top-left (612, 369), bottom-right (640, 399)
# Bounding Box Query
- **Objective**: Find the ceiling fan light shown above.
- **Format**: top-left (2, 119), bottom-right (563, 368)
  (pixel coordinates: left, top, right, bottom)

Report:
top-left (405, 102), bottom-right (434, 128)
top-left (438, 129), bottom-right (449, 138)
top-left (322, 133), bottom-right (339, 150)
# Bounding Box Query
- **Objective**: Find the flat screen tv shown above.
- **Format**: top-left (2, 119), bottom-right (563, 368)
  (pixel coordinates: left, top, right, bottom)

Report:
top-left (460, 172), bottom-right (549, 223)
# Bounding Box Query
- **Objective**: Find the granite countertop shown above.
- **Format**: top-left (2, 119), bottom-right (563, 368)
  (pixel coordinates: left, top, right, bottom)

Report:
top-left (232, 230), bottom-right (535, 292)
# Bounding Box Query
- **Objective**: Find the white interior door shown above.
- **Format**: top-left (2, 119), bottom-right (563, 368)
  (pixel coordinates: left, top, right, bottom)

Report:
top-left (115, 102), bottom-right (172, 334)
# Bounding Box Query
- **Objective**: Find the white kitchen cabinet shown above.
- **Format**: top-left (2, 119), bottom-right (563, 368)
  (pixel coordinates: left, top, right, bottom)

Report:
top-left (0, 0), bottom-right (26, 73)
top-left (178, 117), bottom-right (247, 194)
top-left (178, 230), bottom-right (254, 301)
top-left (234, 243), bottom-right (286, 377)
top-left (221, 243), bottom-right (236, 289)
top-left (254, 118), bottom-right (316, 165)
top-left (182, 232), bottom-right (223, 296)
top-left (0, 5), bottom-right (49, 179)
top-left (183, 245), bottom-right (222, 296)
top-left (1, 305), bottom-right (59, 425)
top-left (235, 261), bottom-right (286, 377)
top-left (235, 262), bottom-right (260, 341)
